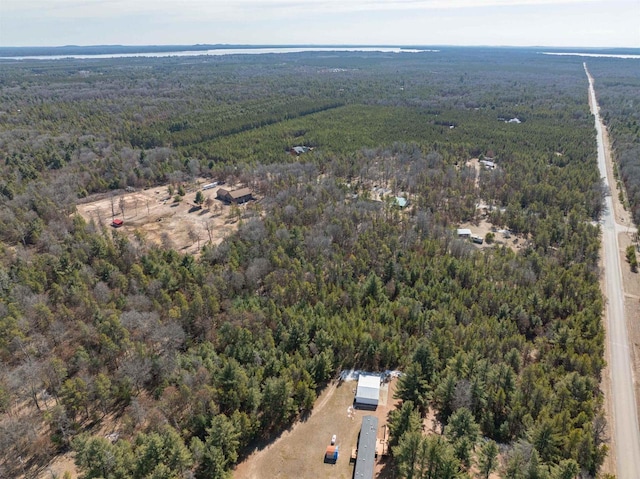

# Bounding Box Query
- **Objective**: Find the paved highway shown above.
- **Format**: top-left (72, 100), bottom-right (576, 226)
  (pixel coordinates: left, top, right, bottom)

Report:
top-left (585, 63), bottom-right (640, 478)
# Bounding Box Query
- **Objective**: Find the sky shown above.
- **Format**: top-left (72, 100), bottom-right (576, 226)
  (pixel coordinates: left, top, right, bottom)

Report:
top-left (1, 0), bottom-right (638, 48)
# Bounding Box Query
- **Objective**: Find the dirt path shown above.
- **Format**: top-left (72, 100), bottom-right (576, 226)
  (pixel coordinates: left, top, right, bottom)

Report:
top-left (466, 158), bottom-right (481, 189)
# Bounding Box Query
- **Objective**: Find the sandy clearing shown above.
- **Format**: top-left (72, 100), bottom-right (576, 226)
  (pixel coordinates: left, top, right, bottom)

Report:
top-left (75, 180), bottom-right (250, 255)
top-left (457, 218), bottom-right (523, 253)
top-left (459, 157), bottom-right (525, 253)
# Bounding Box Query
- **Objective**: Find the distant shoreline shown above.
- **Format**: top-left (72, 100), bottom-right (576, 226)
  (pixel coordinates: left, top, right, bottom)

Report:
top-left (0, 45), bottom-right (432, 60)
top-left (0, 44), bottom-right (638, 61)
top-left (541, 52), bottom-right (640, 59)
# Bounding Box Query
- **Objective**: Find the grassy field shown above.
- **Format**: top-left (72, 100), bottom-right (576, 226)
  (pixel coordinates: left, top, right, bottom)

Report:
top-left (234, 377), bottom-right (399, 479)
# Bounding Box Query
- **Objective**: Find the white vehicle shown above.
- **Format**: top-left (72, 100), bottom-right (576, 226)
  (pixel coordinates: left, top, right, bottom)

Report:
top-left (331, 435), bottom-right (337, 445)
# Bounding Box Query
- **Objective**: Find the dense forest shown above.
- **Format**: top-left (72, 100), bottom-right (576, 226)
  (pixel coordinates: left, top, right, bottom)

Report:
top-left (0, 48), bottom-right (616, 478)
top-left (586, 58), bottom-right (640, 226)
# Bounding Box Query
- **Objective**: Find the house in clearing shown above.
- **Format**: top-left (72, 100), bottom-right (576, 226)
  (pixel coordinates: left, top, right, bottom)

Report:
top-left (354, 374), bottom-right (380, 410)
top-left (457, 228), bottom-right (472, 238)
top-left (394, 196), bottom-right (408, 208)
top-left (289, 146), bottom-right (312, 156)
top-left (480, 159), bottom-right (496, 169)
top-left (111, 218), bottom-right (123, 228)
top-left (216, 187), bottom-right (253, 205)
top-left (353, 415), bottom-right (378, 479)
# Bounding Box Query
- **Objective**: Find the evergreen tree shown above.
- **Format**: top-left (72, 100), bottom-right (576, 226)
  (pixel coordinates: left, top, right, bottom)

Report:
top-left (395, 362), bottom-right (431, 415)
top-left (477, 439), bottom-right (499, 479)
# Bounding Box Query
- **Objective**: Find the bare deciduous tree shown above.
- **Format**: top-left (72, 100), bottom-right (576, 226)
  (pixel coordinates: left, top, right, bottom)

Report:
top-left (188, 227), bottom-right (200, 249)
top-left (119, 197), bottom-right (126, 219)
top-left (205, 220), bottom-right (214, 244)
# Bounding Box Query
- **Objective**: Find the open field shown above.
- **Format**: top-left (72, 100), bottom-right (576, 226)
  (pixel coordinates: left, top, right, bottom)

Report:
top-left (234, 377), bottom-right (399, 479)
top-left (75, 180), bottom-right (250, 254)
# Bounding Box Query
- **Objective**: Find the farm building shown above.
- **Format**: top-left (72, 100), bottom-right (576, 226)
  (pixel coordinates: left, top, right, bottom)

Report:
top-left (111, 218), bottom-right (123, 228)
top-left (457, 228), bottom-right (472, 238)
top-left (324, 445), bottom-right (339, 463)
top-left (355, 374), bottom-right (380, 409)
top-left (353, 415), bottom-right (379, 479)
top-left (216, 187), bottom-right (253, 204)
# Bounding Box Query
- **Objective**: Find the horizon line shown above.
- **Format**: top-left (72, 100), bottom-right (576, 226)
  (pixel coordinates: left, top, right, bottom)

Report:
top-left (1, 43), bottom-right (639, 50)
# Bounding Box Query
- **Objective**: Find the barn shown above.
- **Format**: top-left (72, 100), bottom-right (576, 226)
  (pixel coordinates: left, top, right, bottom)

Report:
top-left (355, 374), bottom-right (380, 409)
top-left (216, 187), bottom-right (253, 204)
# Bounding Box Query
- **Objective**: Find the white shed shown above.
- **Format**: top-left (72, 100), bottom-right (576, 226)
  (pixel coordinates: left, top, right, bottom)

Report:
top-left (355, 374), bottom-right (380, 409)
top-left (457, 228), bottom-right (472, 238)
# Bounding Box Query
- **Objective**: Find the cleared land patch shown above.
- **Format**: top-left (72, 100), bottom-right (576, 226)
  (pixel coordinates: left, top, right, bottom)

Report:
top-left (75, 181), bottom-right (251, 254)
top-left (234, 377), bottom-right (398, 479)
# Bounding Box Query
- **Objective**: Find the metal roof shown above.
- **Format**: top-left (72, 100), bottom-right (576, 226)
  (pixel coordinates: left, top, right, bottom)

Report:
top-left (218, 187), bottom-right (252, 199)
top-left (228, 187), bottom-right (252, 199)
top-left (292, 146), bottom-right (310, 154)
top-left (395, 197), bottom-right (408, 208)
top-left (356, 375), bottom-right (380, 405)
top-left (354, 415), bottom-right (378, 479)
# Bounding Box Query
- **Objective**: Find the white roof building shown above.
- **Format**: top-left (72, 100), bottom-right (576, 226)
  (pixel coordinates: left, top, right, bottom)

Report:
top-left (355, 374), bottom-right (380, 409)
top-left (480, 160), bottom-right (496, 169)
top-left (457, 228), bottom-right (472, 237)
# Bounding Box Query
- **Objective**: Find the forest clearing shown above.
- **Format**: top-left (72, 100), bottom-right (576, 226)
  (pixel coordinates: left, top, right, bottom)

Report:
top-left (76, 181), bottom-right (247, 255)
top-left (234, 377), bottom-right (398, 479)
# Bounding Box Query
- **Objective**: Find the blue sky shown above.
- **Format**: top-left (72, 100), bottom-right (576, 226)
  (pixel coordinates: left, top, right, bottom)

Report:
top-left (1, 0), bottom-right (638, 47)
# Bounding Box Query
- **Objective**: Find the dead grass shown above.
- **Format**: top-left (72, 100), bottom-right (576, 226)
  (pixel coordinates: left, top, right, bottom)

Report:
top-left (618, 231), bottom-right (640, 422)
top-left (36, 453), bottom-right (77, 479)
top-left (234, 378), bottom-right (399, 479)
